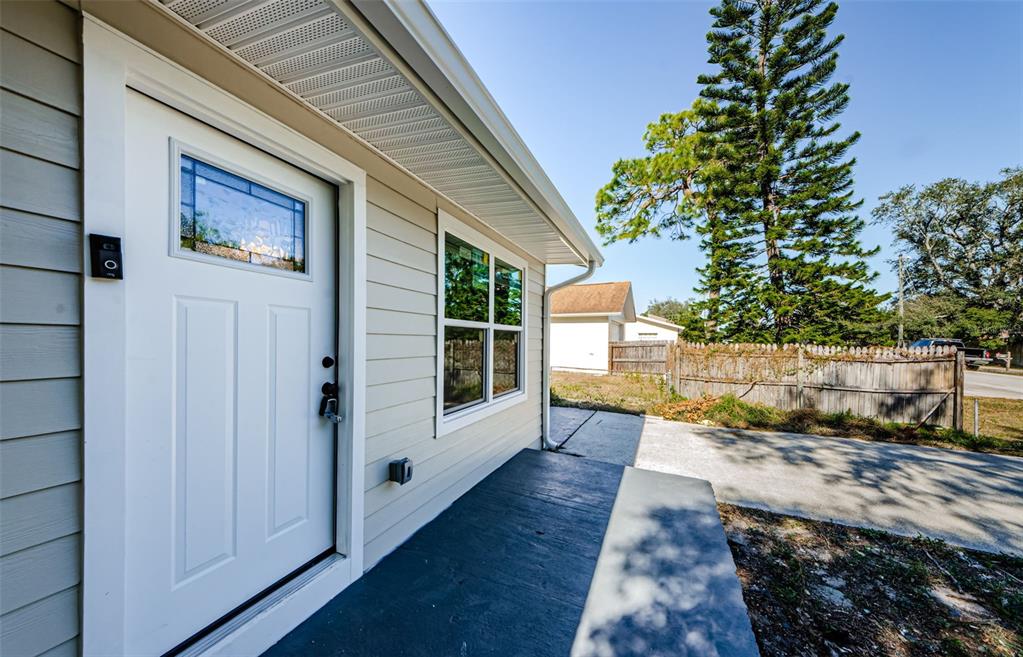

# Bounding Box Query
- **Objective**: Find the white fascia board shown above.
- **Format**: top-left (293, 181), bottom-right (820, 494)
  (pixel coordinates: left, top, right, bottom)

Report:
top-left (551, 312), bottom-right (614, 319)
top-left (348, 0), bottom-right (603, 267)
top-left (637, 314), bottom-right (684, 332)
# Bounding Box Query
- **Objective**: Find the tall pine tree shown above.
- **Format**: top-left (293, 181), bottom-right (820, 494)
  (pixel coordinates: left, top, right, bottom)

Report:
top-left (697, 0), bottom-right (885, 343)
top-left (595, 99), bottom-right (741, 338)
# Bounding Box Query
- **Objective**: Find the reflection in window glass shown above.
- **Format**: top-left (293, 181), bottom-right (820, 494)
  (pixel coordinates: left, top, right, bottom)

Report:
top-left (444, 234), bottom-right (489, 322)
top-left (179, 155), bottom-right (306, 272)
top-left (493, 330), bottom-right (519, 397)
top-left (444, 327), bottom-right (485, 412)
top-left (494, 259), bottom-right (522, 326)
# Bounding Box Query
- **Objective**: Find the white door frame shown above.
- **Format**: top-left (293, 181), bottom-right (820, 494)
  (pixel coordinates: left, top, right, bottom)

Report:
top-left (81, 15), bottom-right (366, 656)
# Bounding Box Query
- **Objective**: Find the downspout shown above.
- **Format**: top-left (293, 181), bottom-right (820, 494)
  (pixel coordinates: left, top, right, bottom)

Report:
top-left (542, 259), bottom-right (598, 450)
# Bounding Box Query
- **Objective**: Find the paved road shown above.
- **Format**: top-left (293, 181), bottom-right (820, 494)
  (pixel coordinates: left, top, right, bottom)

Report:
top-left (966, 370), bottom-right (1023, 399)
top-left (553, 407), bottom-right (1023, 556)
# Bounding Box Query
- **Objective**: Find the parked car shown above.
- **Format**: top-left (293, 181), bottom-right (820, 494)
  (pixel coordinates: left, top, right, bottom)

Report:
top-left (909, 338), bottom-right (992, 369)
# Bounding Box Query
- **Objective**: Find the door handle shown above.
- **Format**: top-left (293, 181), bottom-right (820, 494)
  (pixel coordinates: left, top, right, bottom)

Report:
top-left (319, 382), bottom-right (343, 424)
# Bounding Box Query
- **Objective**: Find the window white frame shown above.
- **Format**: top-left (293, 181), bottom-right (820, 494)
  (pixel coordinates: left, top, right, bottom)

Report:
top-left (436, 210), bottom-right (528, 437)
top-left (81, 16), bottom-right (367, 657)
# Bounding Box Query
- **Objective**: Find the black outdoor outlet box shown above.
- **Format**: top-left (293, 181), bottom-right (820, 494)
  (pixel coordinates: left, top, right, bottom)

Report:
top-left (89, 234), bottom-right (123, 280)
top-left (389, 458), bottom-right (413, 485)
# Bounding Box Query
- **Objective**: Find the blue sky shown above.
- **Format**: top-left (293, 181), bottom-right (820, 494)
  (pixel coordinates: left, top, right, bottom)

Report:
top-left (427, 0), bottom-right (1023, 311)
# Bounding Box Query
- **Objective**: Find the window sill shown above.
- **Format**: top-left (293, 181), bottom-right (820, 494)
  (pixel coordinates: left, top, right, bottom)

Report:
top-left (437, 389), bottom-right (528, 437)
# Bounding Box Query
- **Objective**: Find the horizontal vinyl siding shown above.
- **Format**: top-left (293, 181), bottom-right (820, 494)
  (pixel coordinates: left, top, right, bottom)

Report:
top-left (362, 179), bottom-right (545, 568)
top-left (0, 3), bottom-right (82, 656)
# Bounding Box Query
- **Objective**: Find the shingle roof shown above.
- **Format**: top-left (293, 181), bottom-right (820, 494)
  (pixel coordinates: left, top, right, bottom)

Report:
top-left (550, 281), bottom-right (634, 315)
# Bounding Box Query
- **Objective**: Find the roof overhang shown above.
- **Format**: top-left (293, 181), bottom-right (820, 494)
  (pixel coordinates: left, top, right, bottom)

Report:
top-left (637, 314), bottom-right (684, 332)
top-left (149, 0), bottom-right (602, 266)
top-left (551, 312), bottom-right (618, 319)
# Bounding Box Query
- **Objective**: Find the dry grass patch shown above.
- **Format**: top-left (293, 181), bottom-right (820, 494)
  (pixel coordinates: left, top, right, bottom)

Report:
top-left (721, 504), bottom-right (1023, 657)
top-left (552, 371), bottom-right (1023, 457)
top-left (550, 370), bottom-right (669, 415)
top-left (964, 397), bottom-right (1023, 443)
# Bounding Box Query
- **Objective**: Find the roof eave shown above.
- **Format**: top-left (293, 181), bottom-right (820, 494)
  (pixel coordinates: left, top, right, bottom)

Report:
top-left (638, 315), bottom-right (684, 332)
top-left (347, 0), bottom-right (603, 267)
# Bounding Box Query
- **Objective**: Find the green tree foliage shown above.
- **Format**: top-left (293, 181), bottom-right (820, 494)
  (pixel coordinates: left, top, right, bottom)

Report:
top-left (644, 297), bottom-right (708, 341)
top-left (873, 168), bottom-right (1023, 343)
top-left (697, 0), bottom-right (885, 344)
top-left (897, 295), bottom-right (1011, 349)
top-left (597, 0), bottom-right (885, 345)
top-left (595, 102), bottom-right (740, 335)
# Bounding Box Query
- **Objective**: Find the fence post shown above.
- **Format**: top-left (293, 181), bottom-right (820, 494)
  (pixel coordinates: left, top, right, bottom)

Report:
top-left (666, 342), bottom-right (674, 392)
top-left (796, 345), bottom-right (804, 408)
top-left (953, 349), bottom-right (965, 431)
top-left (607, 342), bottom-right (614, 374)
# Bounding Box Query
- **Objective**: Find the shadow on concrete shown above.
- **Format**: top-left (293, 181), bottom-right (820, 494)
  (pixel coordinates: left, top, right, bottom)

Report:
top-left (636, 420), bottom-right (1023, 556)
top-left (572, 469), bottom-right (759, 657)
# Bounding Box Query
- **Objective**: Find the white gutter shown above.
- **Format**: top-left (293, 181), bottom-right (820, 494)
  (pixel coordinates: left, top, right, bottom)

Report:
top-left (542, 260), bottom-right (598, 450)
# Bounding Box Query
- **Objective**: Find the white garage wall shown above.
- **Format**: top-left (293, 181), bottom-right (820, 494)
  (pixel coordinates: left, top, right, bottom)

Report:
top-left (550, 317), bottom-right (611, 373)
top-left (624, 319), bottom-right (680, 341)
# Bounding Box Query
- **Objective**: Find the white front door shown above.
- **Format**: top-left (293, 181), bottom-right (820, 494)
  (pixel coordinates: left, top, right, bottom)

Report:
top-left (122, 90), bottom-right (338, 656)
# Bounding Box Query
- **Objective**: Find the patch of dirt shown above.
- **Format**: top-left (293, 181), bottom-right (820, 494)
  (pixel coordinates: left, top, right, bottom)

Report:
top-left (718, 504), bottom-right (1023, 657)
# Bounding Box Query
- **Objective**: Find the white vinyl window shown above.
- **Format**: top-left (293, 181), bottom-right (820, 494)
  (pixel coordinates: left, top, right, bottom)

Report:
top-left (437, 211), bottom-right (527, 435)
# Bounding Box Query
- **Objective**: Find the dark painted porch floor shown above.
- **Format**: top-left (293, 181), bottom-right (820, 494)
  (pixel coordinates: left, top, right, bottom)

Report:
top-left (262, 449), bottom-right (759, 657)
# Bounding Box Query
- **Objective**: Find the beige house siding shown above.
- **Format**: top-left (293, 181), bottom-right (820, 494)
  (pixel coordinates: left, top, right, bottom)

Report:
top-left (0, 4), bottom-right (553, 650)
top-left (363, 178), bottom-right (545, 567)
top-left (0, 2), bottom-right (83, 656)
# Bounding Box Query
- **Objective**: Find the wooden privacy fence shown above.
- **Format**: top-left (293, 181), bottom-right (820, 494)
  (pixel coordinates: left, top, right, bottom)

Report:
top-left (608, 340), bottom-right (675, 375)
top-left (608, 340), bottom-right (965, 429)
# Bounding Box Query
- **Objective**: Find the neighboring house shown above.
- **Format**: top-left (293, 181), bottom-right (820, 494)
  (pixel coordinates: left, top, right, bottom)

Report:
top-left (550, 283), bottom-right (684, 371)
top-left (0, 2), bottom-right (602, 656)
top-left (549, 281), bottom-right (637, 372)
top-left (624, 313), bottom-right (686, 341)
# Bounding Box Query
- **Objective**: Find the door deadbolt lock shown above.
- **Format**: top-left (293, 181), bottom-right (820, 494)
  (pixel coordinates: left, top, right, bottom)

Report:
top-left (319, 382), bottom-right (343, 424)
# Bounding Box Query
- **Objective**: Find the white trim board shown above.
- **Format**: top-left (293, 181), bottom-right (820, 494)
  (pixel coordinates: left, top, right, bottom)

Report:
top-left (81, 15), bottom-right (367, 656)
top-left (636, 314), bottom-right (685, 332)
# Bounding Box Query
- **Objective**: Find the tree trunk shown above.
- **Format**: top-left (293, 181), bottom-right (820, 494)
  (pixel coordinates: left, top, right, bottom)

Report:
top-left (704, 208), bottom-right (722, 339)
top-left (756, 2), bottom-right (786, 341)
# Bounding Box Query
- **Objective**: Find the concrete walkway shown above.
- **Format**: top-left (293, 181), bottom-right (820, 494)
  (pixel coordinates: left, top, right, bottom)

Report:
top-left (553, 407), bottom-right (1023, 556)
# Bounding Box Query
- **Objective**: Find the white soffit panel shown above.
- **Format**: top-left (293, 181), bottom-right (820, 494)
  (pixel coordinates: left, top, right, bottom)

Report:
top-left (158, 0), bottom-right (586, 264)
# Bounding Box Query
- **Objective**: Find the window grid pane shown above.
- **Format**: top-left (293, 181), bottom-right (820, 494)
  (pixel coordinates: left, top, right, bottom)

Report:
top-left (494, 259), bottom-right (522, 326)
top-left (493, 330), bottom-right (519, 397)
top-left (444, 233), bottom-right (489, 322)
top-left (443, 326), bottom-right (486, 412)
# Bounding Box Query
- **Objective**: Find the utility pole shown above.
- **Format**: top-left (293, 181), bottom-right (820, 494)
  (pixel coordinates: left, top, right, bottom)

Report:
top-left (897, 254), bottom-right (905, 347)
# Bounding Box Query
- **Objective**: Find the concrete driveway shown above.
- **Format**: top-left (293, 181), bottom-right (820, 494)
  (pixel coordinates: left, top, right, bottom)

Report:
top-left (966, 370), bottom-right (1023, 399)
top-left (553, 407), bottom-right (1023, 556)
